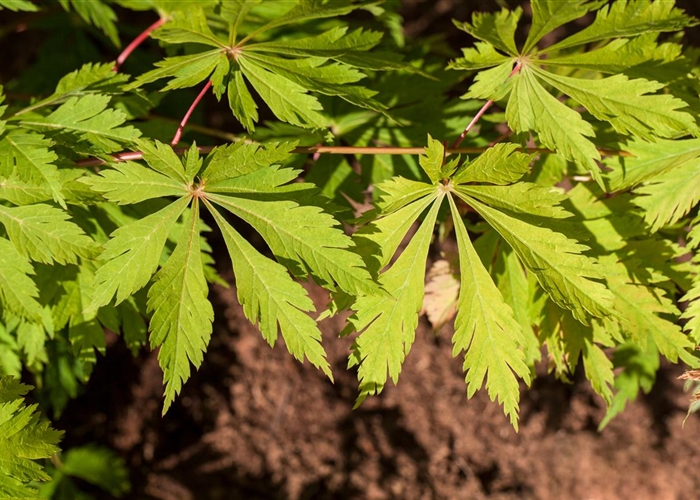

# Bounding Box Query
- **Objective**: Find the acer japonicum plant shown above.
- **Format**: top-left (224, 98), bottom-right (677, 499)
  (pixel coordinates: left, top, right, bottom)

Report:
top-left (2, 0), bottom-right (700, 495)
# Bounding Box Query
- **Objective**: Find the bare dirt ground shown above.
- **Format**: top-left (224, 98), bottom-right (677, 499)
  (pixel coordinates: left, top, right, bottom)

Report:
top-left (58, 277), bottom-right (700, 500)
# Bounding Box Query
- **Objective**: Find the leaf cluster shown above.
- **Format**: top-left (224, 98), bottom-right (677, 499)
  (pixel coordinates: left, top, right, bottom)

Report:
top-left (0, 0), bottom-right (699, 459)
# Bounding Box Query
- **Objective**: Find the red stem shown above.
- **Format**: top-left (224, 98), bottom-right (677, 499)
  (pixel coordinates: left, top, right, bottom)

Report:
top-left (452, 60), bottom-right (523, 149)
top-left (114, 17), bottom-right (166, 71)
top-left (171, 80), bottom-right (213, 146)
top-left (452, 101), bottom-right (494, 149)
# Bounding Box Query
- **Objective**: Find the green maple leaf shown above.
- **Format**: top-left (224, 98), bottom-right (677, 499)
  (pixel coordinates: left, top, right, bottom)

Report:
top-left (454, 189), bottom-right (614, 323)
top-left (87, 197), bottom-right (190, 312)
top-left (237, 57), bottom-right (329, 129)
top-left (0, 204), bottom-right (99, 265)
top-left (126, 0), bottom-right (392, 132)
top-left (348, 140), bottom-right (547, 424)
top-left (82, 139), bottom-right (375, 411)
top-left (20, 94), bottom-right (141, 153)
top-left (524, 0), bottom-right (605, 53)
top-left (207, 203), bottom-right (331, 378)
top-left (542, 0), bottom-right (697, 53)
top-left (604, 138), bottom-right (700, 191)
top-left (0, 132), bottom-right (63, 205)
top-left (80, 160), bottom-right (186, 205)
top-left (451, 0), bottom-right (698, 188)
top-left (0, 0), bottom-right (37, 11)
top-left (506, 68), bottom-right (602, 183)
top-left (448, 196), bottom-right (529, 429)
top-left (0, 377), bottom-right (62, 499)
top-left (533, 67), bottom-right (698, 141)
top-left (147, 201), bottom-right (214, 413)
top-left (632, 157), bottom-right (700, 232)
top-left (348, 196), bottom-right (442, 405)
top-left (58, 0), bottom-right (120, 46)
top-left (201, 143), bottom-right (378, 296)
top-left (600, 257), bottom-right (698, 366)
top-left (453, 7), bottom-right (522, 56)
top-left (0, 238), bottom-right (43, 322)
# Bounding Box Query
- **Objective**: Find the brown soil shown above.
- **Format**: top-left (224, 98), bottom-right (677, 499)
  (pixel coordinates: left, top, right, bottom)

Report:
top-left (58, 275), bottom-right (700, 500)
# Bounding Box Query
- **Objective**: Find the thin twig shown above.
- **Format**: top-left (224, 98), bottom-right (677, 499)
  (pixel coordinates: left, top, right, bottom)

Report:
top-left (452, 60), bottom-right (523, 149)
top-left (114, 17), bottom-right (166, 71)
top-left (115, 17), bottom-right (213, 147)
top-left (74, 144), bottom-right (633, 168)
top-left (452, 101), bottom-right (495, 149)
top-left (171, 81), bottom-right (213, 146)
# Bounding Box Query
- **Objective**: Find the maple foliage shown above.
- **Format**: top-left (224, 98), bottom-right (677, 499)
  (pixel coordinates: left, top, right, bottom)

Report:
top-left (2, 0), bottom-right (700, 491)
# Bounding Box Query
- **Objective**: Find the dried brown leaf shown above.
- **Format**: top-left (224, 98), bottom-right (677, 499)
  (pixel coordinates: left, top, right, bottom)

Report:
top-left (421, 258), bottom-right (460, 330)
top-left (678, 369), bottom-right (700, 381)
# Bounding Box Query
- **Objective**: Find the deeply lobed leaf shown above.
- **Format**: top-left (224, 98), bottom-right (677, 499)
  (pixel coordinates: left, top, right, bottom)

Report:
top-left (88, 197), bottom-right (189, 312)
top-left (0, 377), bottom-right (62, 498)
top-left (0, 238), bottom-right (43, 322)
top-left (208, 203), bottom-right (331, 378)
top-left (457, 191), bottom-right (614, 323)
top-left (448, 196), bottom-right (529, 429)
top-left (543, 0), bottom-right (697, 53)
top-left (348, 197), bottom-right (442, 405)
top-left (0, 132), bottom-right (63, 205)
top-left (0, 204), bottom-right (99, 265)
top-left (147, 202), bottom-right (214, 413)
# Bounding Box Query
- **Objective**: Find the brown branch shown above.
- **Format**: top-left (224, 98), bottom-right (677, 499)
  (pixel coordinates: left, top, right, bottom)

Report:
top-left (74, 144), bottom-right (633, 168)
